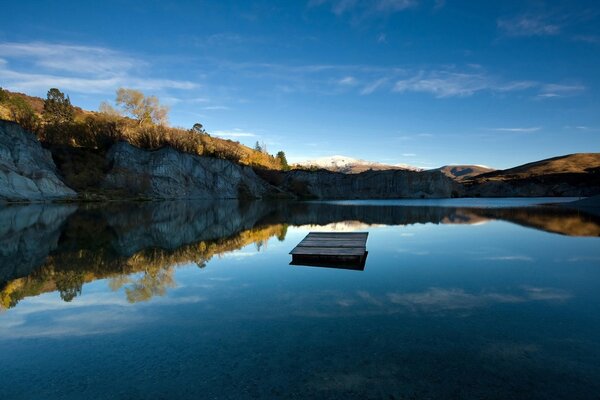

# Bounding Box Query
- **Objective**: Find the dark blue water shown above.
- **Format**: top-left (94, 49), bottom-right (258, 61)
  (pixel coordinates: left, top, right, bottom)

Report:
top-left (1, 200), bottom-right (599, 399)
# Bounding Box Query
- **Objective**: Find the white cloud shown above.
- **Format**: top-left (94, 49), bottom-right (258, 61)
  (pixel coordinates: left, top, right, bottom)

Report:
top-left (390, 69), bottom-right (585, 99)
top-left (393, 71), bottom-right (492, 97)
top-left (0, 42), bottom-right (137, 75)
top-left (211, 129), bottom-right (256, 138)
top-left (537, 83), bottom-right (585, 98)
top-left (0, 41), bottom-right (197, 95)
top-left (309, 0), bottom-right (418, 17)
top-left (203, 105), bottom-right (230, 110)
top-left (490, 127), bottom-right (541, 133)
top-left (338, 75), bottom-right (358, 85)
top-left (482, 255), bottom-right (534, 261)
top-left (360, 77), bottom-right (388, 94)
top-left (497, 15), bottom-right (561, 37)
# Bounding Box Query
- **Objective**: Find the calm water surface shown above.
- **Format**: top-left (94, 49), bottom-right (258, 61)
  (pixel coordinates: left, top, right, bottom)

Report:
top-left (1, 199), bottom-right (599, 399)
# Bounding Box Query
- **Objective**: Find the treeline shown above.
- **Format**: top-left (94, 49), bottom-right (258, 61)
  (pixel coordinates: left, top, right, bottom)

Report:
top-left (0, 87), bottom-right (289, 170)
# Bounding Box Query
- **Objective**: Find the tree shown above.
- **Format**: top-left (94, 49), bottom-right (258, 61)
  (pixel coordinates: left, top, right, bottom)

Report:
top-left (115, 88), bottom-right (169, 126)
top-left (276, 150), bottom-right (290, 170)
top-left (8, 96), bottom-right (39, 132)
top-left (0, 87), bottom-right (8, 103)
top-left (254, 141), bottom-right (262, 152)
top-left (191, 122), bottom-right (206, 134)
top-left (43, 88), bottom-right (74, 125)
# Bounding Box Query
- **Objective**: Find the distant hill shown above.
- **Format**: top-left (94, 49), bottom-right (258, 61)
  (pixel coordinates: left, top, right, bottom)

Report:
top-left (473, 153), bottom-right (600, 181)
top-left (435, 165), bottom-right (495, 181)
top-left (297, 155), bottom-right (421, 174)
top-left (463, 153), bottom-right (600, 197)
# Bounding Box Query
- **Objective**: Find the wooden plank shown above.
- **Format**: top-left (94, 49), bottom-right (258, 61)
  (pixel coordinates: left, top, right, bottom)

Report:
top-left (290, 247), bottom-right (366, 256)
top-left (302, 237), bottom-right (366, 242)
top-left (297, 240), bottom-right (366, 248)
top-left (306, 233), bottom-right (367, 238)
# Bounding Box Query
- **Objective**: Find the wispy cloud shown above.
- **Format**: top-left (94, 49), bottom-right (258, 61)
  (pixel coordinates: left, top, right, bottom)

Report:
top-left (572, 34), bottom-right (600, 44)
top-left (393, 70), bottom-right (537, 98)
top-left (338, 75), bottom-right (358, 86)
top-left (394, 71), bottom-right (489, 97)
top-left (490, 127), bottom-right (541, 133)
top-left (537, 83), bottom-right (585, 99)
top-left (360, 77), bottom-right (388, 95)
top-left (0, 42), bottom-right (136, 75)
top-left (481, 255), bottom-right (534, 261)
top-left (211, 129), bottom-right (256, 138)
top-left (391, 69), bottom-right (583, 99)
top-left (202, 105), bottom-right (230, 110)
top-left (497, 14), bottom-right (562, 37)
top-left (309, 0), bottom-right (418, 17)
top-left (0, 41), bottom-right (197, 94)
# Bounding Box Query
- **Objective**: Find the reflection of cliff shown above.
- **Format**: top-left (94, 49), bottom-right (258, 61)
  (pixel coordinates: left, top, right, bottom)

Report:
top-left (2, 201), bottom-right (599, 310)
top-left (1, 201), bottom-right (287, 309)
top-left (262, 202), bottom-right (600, 236)
top-left (477, 207), bottom-right (600, 237)
top-left (0, 204), bottom-right (76, 283)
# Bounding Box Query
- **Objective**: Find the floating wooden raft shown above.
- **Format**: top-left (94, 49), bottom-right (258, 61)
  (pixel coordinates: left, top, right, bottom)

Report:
top-left (290, 232), bottom-right (368, 270)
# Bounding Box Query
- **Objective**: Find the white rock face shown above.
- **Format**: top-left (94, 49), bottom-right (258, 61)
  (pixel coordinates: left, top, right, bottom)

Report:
top-left (0, 121), bottom-right (76, 202)
top-left (103, 142), bottom-right (273, 199)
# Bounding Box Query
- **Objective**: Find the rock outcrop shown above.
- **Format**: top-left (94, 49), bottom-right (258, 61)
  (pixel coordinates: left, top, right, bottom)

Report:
top-left (276, 169), bottom-right (458, 199)
top-left (102, 142), bottom-right (274, 199)
top-left (0, 120), bottom-right (76, 201)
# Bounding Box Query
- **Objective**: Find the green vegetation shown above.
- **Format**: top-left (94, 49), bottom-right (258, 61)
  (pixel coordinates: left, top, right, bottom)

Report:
top-left (43, 88), bottom-right (74, 125)
top-left (276, 150), bottom-right (290, 171)
top-left (0, 87), bottom-right (40, 132)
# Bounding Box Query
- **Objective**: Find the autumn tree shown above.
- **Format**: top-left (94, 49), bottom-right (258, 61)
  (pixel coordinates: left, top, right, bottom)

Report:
top-left (8, 96), bottom-right (39, 132)
top-left (115, 88), bottom-right (169, 126)
top-left (98, 101), bottom-right (121, 118)
top-left (254, 141), bottom-right (268, 154)
top-left (43, 88), bottom-right (74, 125)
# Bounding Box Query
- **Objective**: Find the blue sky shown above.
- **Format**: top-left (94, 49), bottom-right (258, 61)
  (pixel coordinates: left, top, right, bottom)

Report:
top-left (1, 0), bottom-right (599, 168)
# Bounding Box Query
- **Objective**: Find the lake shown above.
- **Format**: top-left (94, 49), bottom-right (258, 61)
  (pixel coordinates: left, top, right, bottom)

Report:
top-left (1, 198), bottom-right (599, 399)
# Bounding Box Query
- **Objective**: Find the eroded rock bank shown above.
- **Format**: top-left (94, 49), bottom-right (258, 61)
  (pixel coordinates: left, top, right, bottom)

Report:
top-left (268, 168), bottom-right (458, 199)
top-left (0, 121), bottom-right (76, 201)
top-left (1, 120), bottom-right (599, 202)
top-left (102, 142), bottom-right (274, 199)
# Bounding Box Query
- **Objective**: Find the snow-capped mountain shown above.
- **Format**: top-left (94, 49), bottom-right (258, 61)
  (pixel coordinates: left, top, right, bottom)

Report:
top-left (297, 155), bottom-right (421, 174)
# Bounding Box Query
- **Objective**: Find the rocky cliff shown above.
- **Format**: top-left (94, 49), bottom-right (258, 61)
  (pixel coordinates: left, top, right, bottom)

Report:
top-left (102, 142), bottom-right (274, 199)
top-left (0, 120), bottom-right (76, 201)
top-left (2, 120), bottom-right (598, 202)
top-left (274, 169), bottom-right (458, 199)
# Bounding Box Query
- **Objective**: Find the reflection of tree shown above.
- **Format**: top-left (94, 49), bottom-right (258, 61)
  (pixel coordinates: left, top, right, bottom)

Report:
top-left (54, 270), bottom-right (85, 302)
top-left (277, 224), bottom-right (288, 242)
top-left (108, 275), bottom-right (131, 291)
top-left (125, 266), bottom-right (175, 303)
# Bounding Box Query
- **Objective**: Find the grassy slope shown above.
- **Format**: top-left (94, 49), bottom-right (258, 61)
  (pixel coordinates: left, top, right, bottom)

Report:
top-left (474, 153), bottom-right (600, 180)
top-left (435, 165), bottom-right (496, 181)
